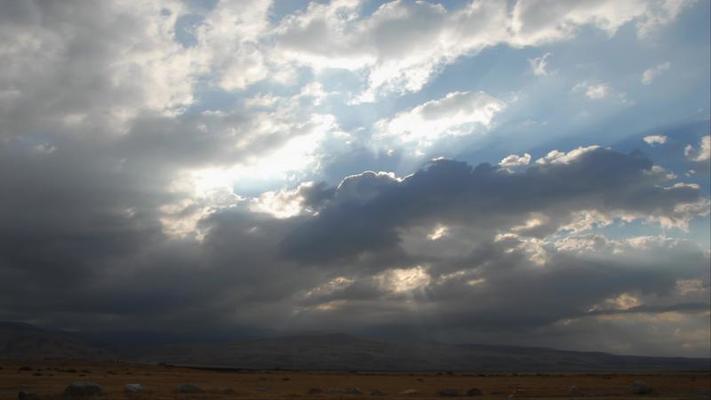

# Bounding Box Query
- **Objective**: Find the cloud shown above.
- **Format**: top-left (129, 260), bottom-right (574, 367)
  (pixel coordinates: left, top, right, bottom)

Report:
top-left (374, 91), bottom-right (506, 149)
top-left (0, 0), bottom-right (206, 135)
top-left (529, 52), bottom-right (552, 76)
top-left (250, 182), bottom-right (324, 219)
top-left (535, 145), bottom-right (600, 165)
top-left (0, 135), bottom-right (708, 355)
top-left (272, 0), bottom-right (692, 99)
top-left (193, 0), bottom-right (274, 91)
top-left (283, 147), bottom-right (705, 263)
top-left (643, 134), bottom-right (668, 145)
top-left (499, 153), bottom-right (532, 168)
top-left (572, 81), bottom-right (631, 104)
top-left (510, 0), bottom-right (692, 41)
top-left (642, 62), bottom-right (671, 85)
top-left (573, 82), bottom-right (611, 100)
top-left (375, 266), bottom-right (431, 294)
top-left (0, 0), bottom-right (706, 358)
top-left (685, 135), bottom-right (711, 162)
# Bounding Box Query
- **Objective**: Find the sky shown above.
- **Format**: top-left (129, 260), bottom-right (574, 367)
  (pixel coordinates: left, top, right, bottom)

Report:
top-left (0, 0), bottom-right (709, 357)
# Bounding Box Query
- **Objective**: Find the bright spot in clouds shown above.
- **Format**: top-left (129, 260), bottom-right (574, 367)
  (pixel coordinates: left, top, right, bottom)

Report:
top-left (377, 266), bottom-right (431, 293)
top-left (427, 225), bottom-right (449, 240)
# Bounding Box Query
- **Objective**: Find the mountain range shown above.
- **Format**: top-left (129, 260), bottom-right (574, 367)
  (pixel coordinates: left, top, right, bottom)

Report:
top-left (1, 322), bottom-right (708, 372)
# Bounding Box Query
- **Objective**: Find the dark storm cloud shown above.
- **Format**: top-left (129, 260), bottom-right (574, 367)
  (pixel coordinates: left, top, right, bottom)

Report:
top-left (283, 148), bottom-right (701, 263)
top-left (0, 124), bottom-right (708, 356)
top-left (286, 234), bottom-right (708, 328)
top-left (263, 148), bottom-right (708, 354)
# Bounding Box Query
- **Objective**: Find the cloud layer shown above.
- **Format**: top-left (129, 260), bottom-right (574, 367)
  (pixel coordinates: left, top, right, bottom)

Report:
top-left (0, 0), bottom-right (708, 357)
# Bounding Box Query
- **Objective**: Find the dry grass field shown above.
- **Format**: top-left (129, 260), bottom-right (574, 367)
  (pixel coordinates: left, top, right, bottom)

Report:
top-left (0, 360), bottom-right (709, 399)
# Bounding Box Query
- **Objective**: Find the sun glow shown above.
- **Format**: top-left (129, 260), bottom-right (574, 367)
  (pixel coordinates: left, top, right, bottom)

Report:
top-left (376, 266), bottom-right (431, 293)
top-left (427, 224), bottom-right (449, 240)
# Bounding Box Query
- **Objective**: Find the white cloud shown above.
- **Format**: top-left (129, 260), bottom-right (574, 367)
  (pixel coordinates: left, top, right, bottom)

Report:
top-left (495, 232), bottom-right (549, 266)
top-left (575, 82), bottom-right (611, 99)
top-left (647, 165), bottom-right (677, 180)
top-left (642, 62), bottom-right (671, 85)
top-left (0, 1), bottom-right (206, 133)
top-left (511, 0), bottom-right (691, 43)
top-left (589, 293), bottom-right (642, 312)
top-left (536, 145), bottom-right (600, 165)
top-left (272, 0), bottom-right (692, 99)
top-left (555, 233), bottom-right (703, 259)
top-left (374, 91), bottom-right (506, 149)
top-left (529, 52), bottom-right (552, 76)
top-left (499, 153), bottom-right (532, 168)
top-left (194, 0), bottom-right (273, 91)
top-left (572, 81), bottom-right (631, 103)
top-left (643, 134), bottom-right (668, 145)
top-left (685, 136), bottom-right (711, 162)
top-left (559, 210), bottom-right (615, 234)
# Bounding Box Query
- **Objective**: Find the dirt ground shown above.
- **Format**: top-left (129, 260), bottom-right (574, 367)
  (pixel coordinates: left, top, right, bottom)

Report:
top-left (1, 360), bottom-right (709, 399)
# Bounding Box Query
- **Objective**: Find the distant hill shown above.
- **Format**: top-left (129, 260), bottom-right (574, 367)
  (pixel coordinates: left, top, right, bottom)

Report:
top-left (1, 323), bottom-right (708, 371)
top-left (0, 321), bottom-right (114, 360)
top-left (135, 333), bottom-right (710, 372)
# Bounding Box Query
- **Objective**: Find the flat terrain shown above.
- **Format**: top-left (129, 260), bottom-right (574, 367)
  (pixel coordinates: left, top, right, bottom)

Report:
top-left (1, 360), bottom-right (709, 399)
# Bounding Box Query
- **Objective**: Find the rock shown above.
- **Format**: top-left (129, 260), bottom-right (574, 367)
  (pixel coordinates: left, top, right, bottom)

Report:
top-left (176, 383), bottom-right (204, 394)
top-left (124, 384), bottom-right (144, 394)
top-left (400, 389), bottom-right (419, 396)
top-left (438, 388), bottom-right (461, 397)
top-left (18, 366), bottom-right (32, 372)
top-left (466, 388), bottom-right (483, 396)
top-left (64, 381), bottom-right (103, 397)
top-left (631, 380), bottom-right (652, 395)
top-left (568, 385), bottom-right (581, 396)
top-left (344, 387), bottom-right (363, 395)
top-left (18, 391), bottom-right (40, 400)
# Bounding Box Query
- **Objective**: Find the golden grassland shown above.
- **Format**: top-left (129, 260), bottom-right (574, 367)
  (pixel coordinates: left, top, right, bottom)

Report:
top-left (1, 360), bottom-right (709, 399)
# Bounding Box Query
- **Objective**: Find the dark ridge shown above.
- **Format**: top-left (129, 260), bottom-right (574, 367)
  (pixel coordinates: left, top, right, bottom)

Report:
top-left (1, 322), bottom-right (709, 372)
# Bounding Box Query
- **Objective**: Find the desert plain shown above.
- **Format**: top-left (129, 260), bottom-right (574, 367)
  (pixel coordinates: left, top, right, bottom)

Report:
top-left (1, 360), bottom-right (709, 400)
